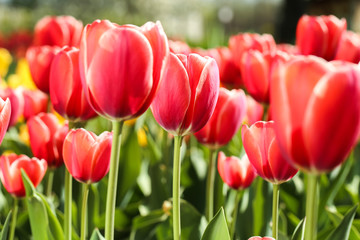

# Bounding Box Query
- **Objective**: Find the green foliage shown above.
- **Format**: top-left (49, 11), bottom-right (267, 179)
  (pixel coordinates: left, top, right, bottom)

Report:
top-left (0, 211), bottom-right (12, 240)
top-left (201, 208), bottom-right (230, 240)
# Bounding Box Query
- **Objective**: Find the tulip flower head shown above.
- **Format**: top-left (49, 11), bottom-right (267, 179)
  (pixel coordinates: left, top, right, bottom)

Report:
top-left (27, 112), bottom-right (69, 168)
top-left (271, 55), bottom-right (360, 174)
top-left (0, 88), bottom-right (23, 127)
top-left (334, 30), bottom-right (360, 63)
top-left (0, 98), bottom-right (11, 142)
top-left (50, 47), bottom-right (97, 121)
top-left (79, 20), bottom-right (169, 121)
top-left (33, 15), bottom-right (83, 47)
top-left (217, 152), bottom-right (256, 190)
top-left (26, 45), bottom-right (61, 93)
top-left (63, 128), bottom-right (112, 184)
top-left (0, 154), bottom-right (47, 197)
top-left (22, 88), bottom-right (48, 120)
top-left (151, 53), bottom-right (220, 136)
top-left (243, 95), bottom-right (264, 125)
top-left (242, 121), bottom-right (298, 184)
top-left (194, 87), bottom-right (246, 149)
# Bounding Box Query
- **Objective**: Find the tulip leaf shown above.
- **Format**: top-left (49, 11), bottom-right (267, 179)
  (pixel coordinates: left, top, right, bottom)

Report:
top-left (0, 210), bottom-right (12, 240)
top-left (326, 205), bottom-right (360, 240)
top-left (201, 207), bottom-right (230, 240)
top-left (21, 170), bottom-right (64, 240)
top-left (291, 218), bottom-right (304, 240)
top-left (90, 228), bottom-right (105, 240)
top-left (325, 204), bottom-right (358, 240)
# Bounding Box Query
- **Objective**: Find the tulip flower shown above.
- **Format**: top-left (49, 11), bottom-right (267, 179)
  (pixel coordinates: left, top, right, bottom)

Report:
top-left (240, 50), bottom-right (290, 103)
top-left (242, 121), bottom-right (298, 184)
top-left (229, 32), bottom-right (276, 69)
top-left (296, 15), bottom-right (346, 60)
top-left (271, 55), bottom-right (360, 240)
top-left (26, 45), bottom-right (61, 93)
top-left (0, 88), bottom-right (23, 127)
top-left (242, 121), bottom-right (298, 238)
top-left (79, 19), bottom-right (169, 240)
top-left (63, 128), bottom-right (112, 240)
top-left (33, 15), bottom-right (83, 47)
top-left (0, 98), bottom-right (11, 143)
top-left (169, 40), bottom-right (191, 55)
top-left (27, 112), bottom-right (68, 168)
top-left (0, 153), bottom-right (47, 240)
top-left (276, 43), bottom-right (298, 55)
top-left (248, 237), bottom-right (275, 240)
top-left (217, 151), bottom-right (256, 239)
top-left (63, 128), bottom-right (112, 184)
top-left (244, 95), bottom-right (264, 125)
top-left (22, 89), bottom-right (48, 120)
top-left (151, 52), bottom-right (219, 240)
top-left (50, 47), bottom-right (97, 121)
top-left (334, 30), bottom-right (360, 63)
top-left (194, 87), bottom-right (246, 220)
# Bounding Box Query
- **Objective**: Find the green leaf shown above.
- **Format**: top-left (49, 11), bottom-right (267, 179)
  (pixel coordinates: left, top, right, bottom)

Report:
top-left (201, 208), bottom-right (230, 240)
top-left (291, 218), bottom-right (304, 240)
top-left (325, 204), bottom-right (358, 240)
top-left (326, 205), bottom-right (360, 240)
top-left (89, 228), bottom-right (105, 240)
top-left (21, 170), bottom-right (64, 240)
top-left (0, 210), bottom-right (12, 240)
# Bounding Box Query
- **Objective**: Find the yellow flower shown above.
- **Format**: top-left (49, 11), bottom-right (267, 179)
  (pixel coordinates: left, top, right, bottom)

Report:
top-left (8, 58), bottom-right (36, 89)
top-left (137, 127), bottom-right (148, 147)
top-left (19, 124), bottom-right (30, 146)
top-left (0, 48), bottom-right (12, 77)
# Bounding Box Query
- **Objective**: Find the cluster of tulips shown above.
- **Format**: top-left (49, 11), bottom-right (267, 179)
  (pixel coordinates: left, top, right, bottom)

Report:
top-left (0, 13), bottom-right (358, 240)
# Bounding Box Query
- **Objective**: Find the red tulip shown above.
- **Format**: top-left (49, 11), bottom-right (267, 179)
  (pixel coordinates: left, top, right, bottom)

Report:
top-left (271, 55), bottom-right (360, 173)
top-left (63, 128), bottom-right (112, 184)
top-left (244, 95), bottom-right (264, 125)
top-left (169, 40), bottom-right (191, 55)
top-left (6, 30), bottom-right (33, 58)
top-left (217, 152), bottom-right (256, 190)
top-left (22, 89), bottom-right (48, 120)
top-left (0, 88), bottom-right (24, 127)
top-left (50, 47), bottom-right (97, 121)
top-left (296, 15), bottom-right (346, 60)
top-left (27, 113), bottom-right (68, 168)
top-left (0, 98), bottom-right (11, 142)
top-left (276, 43), bottom-right (298, 55)
top-left (79, 20), bottom-right (169, 121)
top-left (26, 45), bottom-right (61, 93)
top-left (241, 50), bottom-right (290, 103)
top-left (194, 88), bottom-right (246, 148)
top-left (0, 154), bottom-right (47, 197)
top-left (242, 121), bottom-right (298, 184)
top-left (229, 33), bottom-right (276, 69)
top-left (33, 15), bottom-right (83, 47)
top-left (151, 53), bottom-right (220, 136)
top-left (334, 31), bottom-right (360, 63)
top-left (248, 237), bottom-right (275, 240)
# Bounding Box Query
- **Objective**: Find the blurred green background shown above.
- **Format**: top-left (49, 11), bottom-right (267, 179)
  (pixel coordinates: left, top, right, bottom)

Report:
top-left (0, 0), bottom-right (359, 48)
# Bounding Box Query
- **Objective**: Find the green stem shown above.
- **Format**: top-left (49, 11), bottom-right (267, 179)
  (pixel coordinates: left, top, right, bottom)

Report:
top-left (105, 120), bottom-right (124, 240)
top-left (64, 169), bottom-right (72, 240)
top-left (46, 170), bottom-right (54, 196)
top-left (173, 135), bottom-right (183, 240)
top-left (230, 190), bottom-right (244, 240)
top-left (9, 198), bottom-right (18, 240)
top-left (205, 148), bottom-right (217, 221)
top-left (81, 184), bottom-right (89, 240)
top-left (272, 184), bottom-right (280, 239)
top-left (304, 173), bottom-right (318, 240)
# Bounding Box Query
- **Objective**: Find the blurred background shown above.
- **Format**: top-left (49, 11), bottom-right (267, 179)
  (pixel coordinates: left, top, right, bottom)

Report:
top-left (0, 0), bottom-right (359, 48)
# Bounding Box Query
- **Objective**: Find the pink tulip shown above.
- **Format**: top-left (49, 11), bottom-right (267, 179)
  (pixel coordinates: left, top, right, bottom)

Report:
top-left (0, 88), bottom-right (23, 127)
top-left (79, 20), bottom-right (169, 121)
top-left (248, 237), bottom-right (275, 240)
top-left (244, 95), bottom-right (264, 125)
top-left (217, 152), bottom-right (256, 190)
top-left (50, 47), bottom-right (97, 121)
top-left (151, 53), bottom-right (220, 136)
top-left (63, 128), bottom-right (112, 184)
top-left (241, 50), bottom-right (290, 103)
top-left (194, 88), bottom-right (246, 148)
top-left (169, 40), bottom-right (191, 55)
top-left (0, 98), bottom-right (11, 142)
top-left (271, 55), bottom-right (360, 173)
top-left (22, 89), bottom-right (48, 120)
top-left (27, 113), bottom-right (68, 168)
top-left (334, 31), bottom-right (360, 63)
top-left (26, 45), bottom-right (61, 93)
top-left (296, 15), bottom-right (346, 60)
top-left (0, 154), bottom-right (47, 197)
top-left (242, 121), bottom-right (298, 184)
top-left (33, 15), bottom-right (83, 47)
